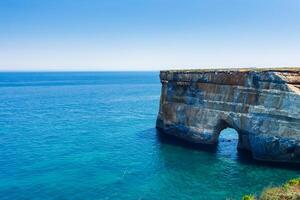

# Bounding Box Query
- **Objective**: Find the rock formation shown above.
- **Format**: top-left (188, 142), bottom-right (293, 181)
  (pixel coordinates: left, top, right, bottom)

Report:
top-left (156, 68), bottom-right (300, 163)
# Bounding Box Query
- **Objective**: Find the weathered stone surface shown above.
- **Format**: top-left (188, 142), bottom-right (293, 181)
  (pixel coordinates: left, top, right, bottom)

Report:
top-left (156, 68), bottom-right (300, 163)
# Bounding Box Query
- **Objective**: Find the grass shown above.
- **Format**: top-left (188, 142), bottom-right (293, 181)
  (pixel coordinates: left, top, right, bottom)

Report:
top-left (242, 178), bottom-right (300, 200)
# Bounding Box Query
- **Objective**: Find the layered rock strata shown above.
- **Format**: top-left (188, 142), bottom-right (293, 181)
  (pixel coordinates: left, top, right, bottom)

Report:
top-left (156, 68), bottom-right (300, 163)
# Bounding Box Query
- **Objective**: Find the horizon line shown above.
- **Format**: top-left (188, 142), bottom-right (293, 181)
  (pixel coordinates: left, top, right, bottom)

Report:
top-left (1, 66), bottom-right (299, 73)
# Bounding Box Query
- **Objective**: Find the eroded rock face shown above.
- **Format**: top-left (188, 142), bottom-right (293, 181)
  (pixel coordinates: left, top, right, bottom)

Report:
top-left (156, 68), bottom-right (300, 163)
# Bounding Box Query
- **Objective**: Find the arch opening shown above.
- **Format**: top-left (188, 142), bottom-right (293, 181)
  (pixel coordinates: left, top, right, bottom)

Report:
top-left (216, 127), bottom-right (240, 159)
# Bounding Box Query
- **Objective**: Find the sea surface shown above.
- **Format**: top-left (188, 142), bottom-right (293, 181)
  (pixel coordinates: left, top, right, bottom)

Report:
top-left (0, 72), bottom-right (299, 200)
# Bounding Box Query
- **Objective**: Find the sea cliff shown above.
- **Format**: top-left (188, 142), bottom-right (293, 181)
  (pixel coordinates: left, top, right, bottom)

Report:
top-left (156, 68), bottom-right (300, 163)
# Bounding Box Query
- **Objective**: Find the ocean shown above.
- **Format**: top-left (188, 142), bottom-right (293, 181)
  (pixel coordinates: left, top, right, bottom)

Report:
top-left (0, 72), bottom-right (299, 200)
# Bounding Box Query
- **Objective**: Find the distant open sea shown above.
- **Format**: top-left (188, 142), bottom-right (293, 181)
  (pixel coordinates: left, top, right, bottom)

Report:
top-left (0, 72), bottom-right (299, 200)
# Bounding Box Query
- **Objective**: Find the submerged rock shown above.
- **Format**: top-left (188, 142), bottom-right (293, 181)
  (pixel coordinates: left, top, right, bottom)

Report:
top-left (156, 68), bottom-right (300, 163)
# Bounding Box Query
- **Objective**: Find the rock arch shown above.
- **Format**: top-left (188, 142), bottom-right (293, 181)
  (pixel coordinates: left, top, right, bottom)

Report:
top-left (156, 68), bottom-right (300, 163)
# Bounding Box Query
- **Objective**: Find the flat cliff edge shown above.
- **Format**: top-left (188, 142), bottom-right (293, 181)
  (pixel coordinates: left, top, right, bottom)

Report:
top-left (156, 68), bottom-right (300, 163)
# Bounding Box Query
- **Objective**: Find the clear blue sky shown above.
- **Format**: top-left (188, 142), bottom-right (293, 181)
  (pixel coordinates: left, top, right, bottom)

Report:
top-left (1, 0), bottom-right (299, 71)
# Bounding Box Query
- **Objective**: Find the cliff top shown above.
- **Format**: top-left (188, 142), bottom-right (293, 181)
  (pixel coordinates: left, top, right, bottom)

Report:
top-left (161, 67), bottom-right (300, 73)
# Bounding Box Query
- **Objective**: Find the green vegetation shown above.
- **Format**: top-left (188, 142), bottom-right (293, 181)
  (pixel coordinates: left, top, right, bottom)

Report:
top-left (242, 194), bottom-right (255, 200)
top-left (242, 178), bottom-right (300, 200)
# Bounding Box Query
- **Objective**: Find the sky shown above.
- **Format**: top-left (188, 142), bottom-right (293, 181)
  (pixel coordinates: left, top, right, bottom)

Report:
top-left (0, 0), bottom-right (300, 71)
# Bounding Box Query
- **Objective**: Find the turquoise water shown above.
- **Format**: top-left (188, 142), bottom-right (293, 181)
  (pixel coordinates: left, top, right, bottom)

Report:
top-left (0, 72), bottom-right (299, 200)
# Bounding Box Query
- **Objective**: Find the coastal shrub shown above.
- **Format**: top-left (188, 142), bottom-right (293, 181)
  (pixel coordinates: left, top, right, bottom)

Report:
top-left (260, 178), bottom-right (300, 200)
top-left (287, 178), bottom-right (300, 186)
top-left (260, 186), bottom-right (299, 200)
top-left (242, 194), bottom-right (255, 200)
top-left (242, 178), bottom-right (300, 200)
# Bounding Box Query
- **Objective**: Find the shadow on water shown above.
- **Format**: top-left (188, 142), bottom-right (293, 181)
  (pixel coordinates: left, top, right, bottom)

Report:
top-left (149, 128), bottom-right (300, 171)
top-left (236, 151), bottom-right (300, 171)
top-left (155, 129), bottom-right (218, 153)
